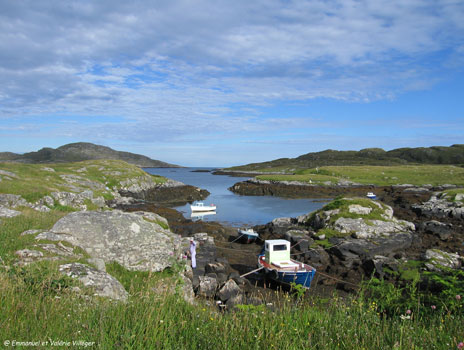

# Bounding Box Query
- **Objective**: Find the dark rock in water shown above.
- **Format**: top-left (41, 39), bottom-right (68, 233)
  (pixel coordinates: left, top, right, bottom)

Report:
top-left (418, 220), bottom-right (454, 241)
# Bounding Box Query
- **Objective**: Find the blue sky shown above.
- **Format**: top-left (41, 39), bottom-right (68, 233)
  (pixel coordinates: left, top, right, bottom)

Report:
top-left (0, 0), bottom-right (463, 167)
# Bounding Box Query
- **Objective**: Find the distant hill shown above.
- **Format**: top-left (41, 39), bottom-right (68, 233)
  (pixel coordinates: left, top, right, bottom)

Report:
top-left (0, 142), bottom-right (180, 168)
top-left (227, 144), bottom-right (464, 171)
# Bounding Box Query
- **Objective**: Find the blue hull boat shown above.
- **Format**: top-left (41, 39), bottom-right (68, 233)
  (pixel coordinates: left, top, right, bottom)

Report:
top-left (258, 255), bottom-right (316, 288)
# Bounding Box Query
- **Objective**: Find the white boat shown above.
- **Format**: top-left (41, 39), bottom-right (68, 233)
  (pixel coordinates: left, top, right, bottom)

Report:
top-left (237, 228), bottom-right (259, 243)
top-left (366, 192), bottom-right (377, 199)
top-left (190, 202), bottom-right (217, 212)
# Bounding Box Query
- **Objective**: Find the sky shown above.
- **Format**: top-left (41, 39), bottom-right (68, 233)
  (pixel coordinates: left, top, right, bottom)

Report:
top-left (1, 0), bottom-right (463, 167)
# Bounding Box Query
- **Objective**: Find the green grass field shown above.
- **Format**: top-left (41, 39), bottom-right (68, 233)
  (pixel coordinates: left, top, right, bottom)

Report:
top-left (0, 159), bottom-right (166, 202)
top-left (256, 165), bottom-right (464, 186)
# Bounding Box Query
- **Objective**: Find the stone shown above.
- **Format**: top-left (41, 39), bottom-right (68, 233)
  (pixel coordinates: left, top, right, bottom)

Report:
top-left (225, 294), bottom-right (245, 309)
top-left (423, 249), bottom-right (462, 272)
top-left (59, 263), bottom-right (128, 301)
top-left (348, 204), bottom-right (372, 215)
top-left (21, 229), bottom-right (43, 236)
top-left (0, 170), bottom-right (18, 178)
top-left (205, 262), bottom-right (226, 275)
top-left (329, 233), bottom-right (414, 265)
top-left (87, 258), bottom-right (106, 272)
top-left (218, 279), bottom-right (242, 302)
top-left (0, 207), bottom-right (22, 218)
top-left (363, 255), bottom-right (399, 279)
top-left (0, 194), bottom-right (28, 208)
top-left (50, 210), bottom-right (181, 272)
top-left (15, 249), bottom-right (44, 259)
top-left (419, 221), bottom-right (454, 241)
top-left (333, 217), bottom-right (415, 239)
top-left (197, 276), bottom-right (218, 298)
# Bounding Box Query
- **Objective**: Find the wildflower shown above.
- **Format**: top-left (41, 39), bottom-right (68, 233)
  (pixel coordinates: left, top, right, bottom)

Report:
top-left (458, 342), bottom-right (464, 349)
top-left (431, 305), bottom-right (436, 310)
top-left (160, 320), bottom-right (164, 323)
top-left (456, 295), bottom-right (461, 301)
top-left (406, 309), bottom-right (412, 315)
top-left (400, 315), bottom-right (411, 320)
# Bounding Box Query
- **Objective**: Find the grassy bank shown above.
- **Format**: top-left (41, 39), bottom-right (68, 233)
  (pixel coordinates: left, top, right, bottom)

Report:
top-left (0, 159), bottom-right (166, 202)
top-left (255, 165), bottom-right (464, 186)
top-left (1, 264), bottom-right (463, 350)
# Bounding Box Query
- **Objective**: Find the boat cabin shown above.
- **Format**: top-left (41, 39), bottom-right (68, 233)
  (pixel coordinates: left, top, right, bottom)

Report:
top-left (264, 239), bottom-right (291, 264)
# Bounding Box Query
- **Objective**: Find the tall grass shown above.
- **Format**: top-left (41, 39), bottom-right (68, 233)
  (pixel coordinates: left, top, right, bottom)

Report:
top-left (1, 265), bottom-right (462, 350)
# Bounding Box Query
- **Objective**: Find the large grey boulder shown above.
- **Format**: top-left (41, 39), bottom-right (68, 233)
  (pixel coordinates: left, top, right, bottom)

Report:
top-left (329, 233), bottom-right (414, 268)
top-left (334, 217), bottom-right (415, 239)
top-left (59, 263), bottom-right (128, 301)
top-left (50, 210), bottom-right (181, 272)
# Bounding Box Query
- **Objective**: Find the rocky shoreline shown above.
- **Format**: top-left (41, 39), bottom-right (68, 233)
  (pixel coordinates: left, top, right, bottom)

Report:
top-left (1, 162), bottom-right (463, 309)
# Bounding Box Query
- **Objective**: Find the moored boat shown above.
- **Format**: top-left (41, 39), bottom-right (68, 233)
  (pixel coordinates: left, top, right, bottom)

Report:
top-left (237, 228), bottom-right (259, 243)
top-left (366, 192), bottom-right (377, 199)
top-left (258, 239), bottom-right (316, 289)
top-left (190, 202), bottom-right (217, 212)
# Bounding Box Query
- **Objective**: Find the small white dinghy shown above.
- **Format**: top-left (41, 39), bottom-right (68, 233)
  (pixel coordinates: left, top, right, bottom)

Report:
top-left (190, 202), bottom-right (217, 212)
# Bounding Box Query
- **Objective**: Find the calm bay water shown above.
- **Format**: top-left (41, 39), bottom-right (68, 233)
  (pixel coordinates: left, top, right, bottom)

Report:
top-left (144, 167), bottom-right (329, 227)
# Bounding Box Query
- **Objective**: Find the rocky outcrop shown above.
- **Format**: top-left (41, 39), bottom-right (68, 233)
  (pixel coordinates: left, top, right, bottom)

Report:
top-left (117, 178), bottom-right (209, 206)
top-left (48, 210), bottom-right (181, 272)
top-left (59, 263), bottom-right (128, 301)
top-left (412, 193), bottom-right (464, 220)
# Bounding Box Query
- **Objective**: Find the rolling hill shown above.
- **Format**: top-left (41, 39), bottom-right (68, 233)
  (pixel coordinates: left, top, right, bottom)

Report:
top-left (0, 142), bottom-right (180, 168)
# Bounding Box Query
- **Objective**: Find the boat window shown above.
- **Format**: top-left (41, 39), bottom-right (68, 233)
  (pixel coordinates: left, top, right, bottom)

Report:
top-left (265, 243), bottom-right (269, 251)
top-left (273, 244), bottom-right (287, 251)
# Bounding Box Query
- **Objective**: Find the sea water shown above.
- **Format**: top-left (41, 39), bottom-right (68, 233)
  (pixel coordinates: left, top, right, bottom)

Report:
top-left (144, 167), bottom-right (329, 227)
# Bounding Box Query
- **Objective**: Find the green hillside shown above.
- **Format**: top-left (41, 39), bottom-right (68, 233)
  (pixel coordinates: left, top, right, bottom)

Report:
top-left (227, 144), bottom-right (464, 172)
top-left (0, 142), bottom-right (180, 168)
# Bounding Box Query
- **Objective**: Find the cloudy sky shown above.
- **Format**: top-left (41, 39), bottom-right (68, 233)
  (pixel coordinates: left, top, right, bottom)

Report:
top-left (1, 0), bottom-right (463, 166)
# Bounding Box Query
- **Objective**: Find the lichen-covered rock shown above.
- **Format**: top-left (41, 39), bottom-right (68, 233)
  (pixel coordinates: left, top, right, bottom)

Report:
top-left (334, 217), bottom-right (415, 239)
top-left (50, 210), bottom-right (180, 272)
top-left (349, 204), bottom-right (372, 215)
top-left (0, 194), bottom-right (28, 208)
top-left (0, 206), bottom-right (22, 218)
top-left (412, 193), bottom-right (464, 220)
top-left (59, 263), bottom-right (128, 301)
top-left (423, 249), bottom-right (462, 272)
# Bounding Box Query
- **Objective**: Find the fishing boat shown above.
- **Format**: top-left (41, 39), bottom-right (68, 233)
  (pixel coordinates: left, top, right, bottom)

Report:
top-left (190, 202), bottom-right (217, 212)
top-left (258, 239), bottom-right (316, 288)
top-left (237, 228), bottom-right (259, 243)
top-left (366, 192), bottom-right (377, 199)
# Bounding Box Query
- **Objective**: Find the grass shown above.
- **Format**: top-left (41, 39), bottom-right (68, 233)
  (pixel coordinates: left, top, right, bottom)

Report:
top-left (0, 159), bottom-right (167, 203)
top-left (0, 266), bottom-right (463, 350)
top-left (255, 165), bottom-right (464, 186)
